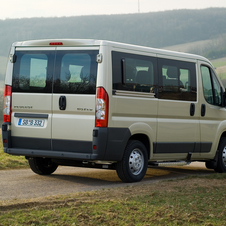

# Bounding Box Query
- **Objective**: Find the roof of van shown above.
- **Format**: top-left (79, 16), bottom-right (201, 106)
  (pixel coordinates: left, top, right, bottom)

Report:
top-left (12, 39), bottom-right (210, 63)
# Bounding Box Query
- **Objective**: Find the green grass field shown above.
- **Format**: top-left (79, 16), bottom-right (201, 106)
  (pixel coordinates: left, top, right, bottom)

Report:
top-left (0, 135), bottom-right (28, 170)
top-left (0, 174), bottom-right (226, 225)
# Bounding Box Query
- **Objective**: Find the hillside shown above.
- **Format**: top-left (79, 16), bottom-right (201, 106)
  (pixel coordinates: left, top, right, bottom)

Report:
top-left (0, 8), bottom-right (226, 55)
top-left (0, 7), bottom-right (226, 80)
top-left (0, 56), bottom-right (7, 79)
top-left (165, 33), bottom-right (226, 59)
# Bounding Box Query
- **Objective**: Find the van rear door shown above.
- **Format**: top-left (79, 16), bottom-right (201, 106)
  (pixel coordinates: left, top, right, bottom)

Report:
top-left (11, 48), bottom-right (55, 150)
top-left (51, 47), bottom-right (99, 154)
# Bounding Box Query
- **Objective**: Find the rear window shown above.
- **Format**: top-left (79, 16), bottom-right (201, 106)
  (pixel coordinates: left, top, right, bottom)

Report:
top-left (12, 50), bottom-right (98, 94)
top-left (53, 50), bottom-right (98, 94)
top-left (12, 51), bottom-right (54, 93)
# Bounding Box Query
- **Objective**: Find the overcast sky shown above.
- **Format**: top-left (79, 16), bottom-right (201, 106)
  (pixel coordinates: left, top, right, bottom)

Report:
top-left (1, 0), bottom-right (226, 20)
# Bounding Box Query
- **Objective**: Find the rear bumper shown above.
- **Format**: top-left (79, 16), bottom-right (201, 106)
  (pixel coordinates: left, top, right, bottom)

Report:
top-left (2, 125), bottom-right (131, 161)
top-left (4, 148), bottom-right (99, 160)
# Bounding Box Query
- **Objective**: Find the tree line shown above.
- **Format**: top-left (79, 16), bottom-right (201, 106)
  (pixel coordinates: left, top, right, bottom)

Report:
top-left (0, 7), bottom-right (226, 57)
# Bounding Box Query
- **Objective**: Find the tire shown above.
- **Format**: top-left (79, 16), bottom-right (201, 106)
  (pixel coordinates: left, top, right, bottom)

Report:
top-left (215, 137), bottom-right (226, 173)
top-left (116, 140), bottom-right (148, 183)
top-left (28, 157), bottom-right (58, 175)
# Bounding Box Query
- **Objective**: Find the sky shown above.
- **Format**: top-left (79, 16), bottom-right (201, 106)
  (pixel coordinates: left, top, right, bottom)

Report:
top-left (1, 0), bottom-right (226, 20)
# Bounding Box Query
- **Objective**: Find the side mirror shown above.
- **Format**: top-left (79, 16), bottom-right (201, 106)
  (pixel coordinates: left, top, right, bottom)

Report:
top-left (221, 87), bottom-right (226, 107)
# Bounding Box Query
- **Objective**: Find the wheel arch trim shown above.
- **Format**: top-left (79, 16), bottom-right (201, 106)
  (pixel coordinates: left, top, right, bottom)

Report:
top-left (128, 122), bottom-right (155, 159)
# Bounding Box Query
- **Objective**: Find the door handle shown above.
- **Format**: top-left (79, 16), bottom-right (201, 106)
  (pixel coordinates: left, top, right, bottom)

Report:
top-left (190, 103), bottom-right (195, 116)
top-left (201, 104), bottom-right (206, 117)
top-left (59, 96), bottom-right (66, 110)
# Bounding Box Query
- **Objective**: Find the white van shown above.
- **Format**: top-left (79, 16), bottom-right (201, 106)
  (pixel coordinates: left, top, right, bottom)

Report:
top-left (2, 39), bottom-right (226, 182)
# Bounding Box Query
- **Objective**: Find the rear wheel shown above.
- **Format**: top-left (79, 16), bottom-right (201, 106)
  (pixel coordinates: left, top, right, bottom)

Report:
top-left (215, 137), bottom-right (226, 173)
top-left (28, 157), bottom-right (58, 175)
top-left (116, 140), bottom-right (148, 183)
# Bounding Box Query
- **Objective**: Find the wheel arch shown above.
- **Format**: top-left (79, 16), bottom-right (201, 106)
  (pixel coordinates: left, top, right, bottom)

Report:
top-left (220, 131), bottom-right (226, 140)
top-left (129, 133), bottom-right (150, 159)
top-left (215, 129), bottom-right (226, 153)
top-left (209, 121), bottom-right (226, 160)
top-left (128, 122), bottom-right (155, 160)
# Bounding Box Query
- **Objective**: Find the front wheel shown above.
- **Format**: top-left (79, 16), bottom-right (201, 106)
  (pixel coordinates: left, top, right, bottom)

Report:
top-left (116, 140), bottom-right (148, 183)
top-left (215, 137), bottom-right (226, 173)
top-left (28, 157), bottom-right (58, 175)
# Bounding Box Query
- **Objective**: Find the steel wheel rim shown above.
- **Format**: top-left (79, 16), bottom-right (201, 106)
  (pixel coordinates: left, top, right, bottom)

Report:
top-left (129, 148), bottom-right (144, 175)
top-left (222, 146), bottom-right (226, 167)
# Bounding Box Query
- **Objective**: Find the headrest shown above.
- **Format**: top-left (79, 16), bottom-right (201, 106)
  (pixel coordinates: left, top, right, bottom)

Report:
top-left (80, 67), bottom-right (90, 81)
top-left (136, 70), bottom-right (151, 84)
top-left (61, 66), bottom-right (71, 81)
top-left (166, 66), bottom-right (178, 79)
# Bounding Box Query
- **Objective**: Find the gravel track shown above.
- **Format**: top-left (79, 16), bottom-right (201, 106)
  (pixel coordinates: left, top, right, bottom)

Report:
top-left (0, 162), bottom-right (213, 201)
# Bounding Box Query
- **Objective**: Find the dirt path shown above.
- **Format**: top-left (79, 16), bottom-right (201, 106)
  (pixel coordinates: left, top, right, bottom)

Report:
top-left (0, 162), bottom-right (212, 201)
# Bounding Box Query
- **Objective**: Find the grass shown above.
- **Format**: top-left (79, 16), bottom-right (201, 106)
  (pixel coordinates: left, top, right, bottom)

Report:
top-left (0, 134), bottom-right (28, 170)
top-left (1, 174), bottom-right (226, 225)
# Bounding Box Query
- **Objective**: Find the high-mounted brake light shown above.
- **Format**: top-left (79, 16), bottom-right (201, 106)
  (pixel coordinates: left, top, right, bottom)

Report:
top-left (95, 87), bottom-right (109, 127)
top-left (49, 42), bottom-right (63, 45)
top-left (3, 85), bottom-right (12, 123)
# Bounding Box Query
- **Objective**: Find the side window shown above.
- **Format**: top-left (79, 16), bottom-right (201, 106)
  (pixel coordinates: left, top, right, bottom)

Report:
top-left (112, 51), bottom-right (157, 93)
top-left (201, 66), bottom-right (222, 106)
top-left (212, 73), bottom-right (222, 105)
top-left (53, 50), bottom-right (98, 94)
top-left (12, 51), bottom-right (53, 93)
top-left (158, 58), bottom-right (197, 101)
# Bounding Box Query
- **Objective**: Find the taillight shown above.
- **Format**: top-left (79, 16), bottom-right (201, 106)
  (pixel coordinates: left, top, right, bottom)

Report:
top-left (3, 85), bottom-right (12, 123)
top-left (95, 87), bottom-right (109, 127)
top-left (49, 42), bottom-right (63, 45)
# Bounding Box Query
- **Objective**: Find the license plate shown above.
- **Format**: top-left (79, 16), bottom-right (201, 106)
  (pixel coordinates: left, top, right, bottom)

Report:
top-left (18, 118), bottom-right (45, 127)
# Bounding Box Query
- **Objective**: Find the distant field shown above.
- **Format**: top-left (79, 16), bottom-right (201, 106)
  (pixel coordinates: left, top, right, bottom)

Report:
top-left (164, 39), bottom-right (212, 54)
top-left (212, 57), bottom-right (226, 81)
top-left (0, 56), bottom-right (7, 80)
top-left (212, 57), bottom-right (226, 67)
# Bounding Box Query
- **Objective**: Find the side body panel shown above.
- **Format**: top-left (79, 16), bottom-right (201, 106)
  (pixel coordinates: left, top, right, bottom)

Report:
top-left (154, 55), bottom-right (200, 161)
top-left (198, 60), bottom-right (226, 160)
top-left (108, 47), bottom-right (158, 159)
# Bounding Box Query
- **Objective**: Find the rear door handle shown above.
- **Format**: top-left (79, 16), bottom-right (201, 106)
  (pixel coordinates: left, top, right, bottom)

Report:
top-left (190, 103), bottom-right (195, 116)
top-left (59, 96), bottom-right (66, 110)
top-left (201, 104), bottom-right (206, 117)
